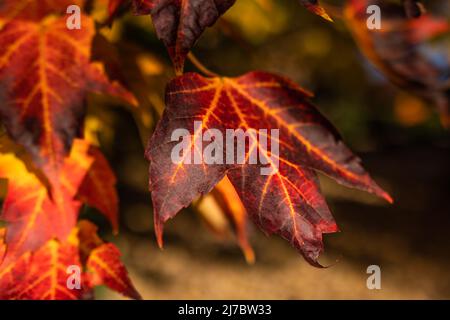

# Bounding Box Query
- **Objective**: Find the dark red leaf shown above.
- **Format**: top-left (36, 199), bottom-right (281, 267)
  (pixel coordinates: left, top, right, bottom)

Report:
top-left (132, 0), bottom-right (236, 74)
top-left (145, 71), bottom-right (392, 266)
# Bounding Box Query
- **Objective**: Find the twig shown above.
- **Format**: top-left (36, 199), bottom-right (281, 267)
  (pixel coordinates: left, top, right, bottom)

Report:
top-left (187, 52), bottom-right (219, 77)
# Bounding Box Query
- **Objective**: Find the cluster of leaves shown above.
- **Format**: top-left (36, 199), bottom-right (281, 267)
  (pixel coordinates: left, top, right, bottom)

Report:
top-left (0, 0), bottom-right (448, 299)
top-left (0, 0), bottom-right (139, 299)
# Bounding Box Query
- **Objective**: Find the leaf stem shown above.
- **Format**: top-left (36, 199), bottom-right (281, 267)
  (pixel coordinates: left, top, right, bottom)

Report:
top-left (187, 52), bottom-right (219, 78)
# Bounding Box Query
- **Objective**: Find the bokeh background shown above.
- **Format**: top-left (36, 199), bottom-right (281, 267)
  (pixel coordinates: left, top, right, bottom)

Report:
top-left (82, 0), bottom-right (450, 299)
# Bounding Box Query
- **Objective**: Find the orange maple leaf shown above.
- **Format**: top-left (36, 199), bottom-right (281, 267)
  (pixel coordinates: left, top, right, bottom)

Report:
top-left (0, 222), bottom-right (141, 299)
top-left (77, 146), bottom-right (119, 233)
top-left (0, 139), bottom-right (93, 266)
top-left (0, 229), bottom-right (82, 300)
top-left (78, 220), bottom-right (142, 300)
top-left (210, 176), bottom-right (255, 264)
top-left (0, 13), bottom-right (136, 177)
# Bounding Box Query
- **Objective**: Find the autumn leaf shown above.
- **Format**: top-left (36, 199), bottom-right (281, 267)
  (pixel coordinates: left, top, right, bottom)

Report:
top-left (132, 0), bottom-right (236, 74)
top-left (78, 220), bottom-right (141, 300)
top-left (345, 0), bottom-right (450, 126)
top-left (0, 251), bottom-right (32, 300)
top-left (145, 71), bottom-right (392, 266)
top-left (209, 176), bottom-right (254, 263)
top-left (0, 14), bottom-right (137, 178)
top-left (0, 221), bottom-right (141, 300)
top-left (195, 176), bottom-right (255, 263)
top-left (77, 146), bottom-right (119, 233)
top-left (0, 139), bottom-right (93, 266)
top-left (0, 230), bottom-right (82, 300)
top-left (298, 0), bottom-right (332, 22)
top-left (86, 243), bottom-right (141, 299)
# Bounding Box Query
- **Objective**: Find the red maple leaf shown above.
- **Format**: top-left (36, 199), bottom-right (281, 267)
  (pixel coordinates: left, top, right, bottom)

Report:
top-left (131, 0), bottom-right (236, 74)
top-left (0, 12), bottom-right (136, 178)
top-left (78, 220), bottom-right (141, 300)
top-left (0, 221), bottom-right (141, 300)
top-left (0, 139), bottom-right (93, 265)
top-left (145, 71), bottom-right (392, 266)
top-left (0, 231), bottom-right (83, 300)
top-left (77, 146), bottom-right (119, 233)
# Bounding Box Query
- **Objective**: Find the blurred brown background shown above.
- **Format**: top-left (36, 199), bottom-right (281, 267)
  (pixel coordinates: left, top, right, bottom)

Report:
top-left (84, 0), bottom-right (450, 299)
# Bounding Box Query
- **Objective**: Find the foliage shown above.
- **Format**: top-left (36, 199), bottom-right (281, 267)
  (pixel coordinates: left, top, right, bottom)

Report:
top-left (0, 0), bottom-right (448, 299)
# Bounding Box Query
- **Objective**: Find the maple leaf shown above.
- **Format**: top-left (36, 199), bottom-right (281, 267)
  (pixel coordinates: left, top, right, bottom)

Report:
top-left (77, 146), bottom-right (119, 233)
top-left (78, 220), bottom-right (141, 300)
top-left (0, 14), bottom-right (137, 178)
top-left (0, 230), bottom-right (82, 300)
top-left (0, 221), bottom-right (141, 300)
top-left (0, 139), bottom-right (93, 266)
top-left (132, 0), bottom-right (236, 74)
top-left (345, 0), bottom-right (450, 126)
top-left (298, 0), bottom-right (332, 22)
top-left (145, 71), bottom-right (392, 266)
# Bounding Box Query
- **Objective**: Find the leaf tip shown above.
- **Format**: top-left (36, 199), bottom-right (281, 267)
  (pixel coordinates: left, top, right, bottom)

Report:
top-left (367, 178), bottom-right (394, 204)
top-left (304, 3), bottom-right (333, 22)
top-left (375, 187), bottom-right (394, 204)
top-left (154, 218), bottom-right (165, 249)
top-left (243, 246), bottom-right (255, 265)
top-left (128, 287), bottom-right (143, 300)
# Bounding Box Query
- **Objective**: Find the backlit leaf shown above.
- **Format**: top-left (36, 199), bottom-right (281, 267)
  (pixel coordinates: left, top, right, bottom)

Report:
top-left (0, 231), bottom-right (82, 300)
top-left (78, 220), bottom-right (141, 300)
top-left (77, 146), bottom-right (119, 233)
top-left (145, 71), bottom-right (392, 266)
top-left (210, 176), bottom-right (254, 263)
top-left (0, 139), bottom-right (93, 266)
top-left (0, 14), bottom-right (136, 177)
